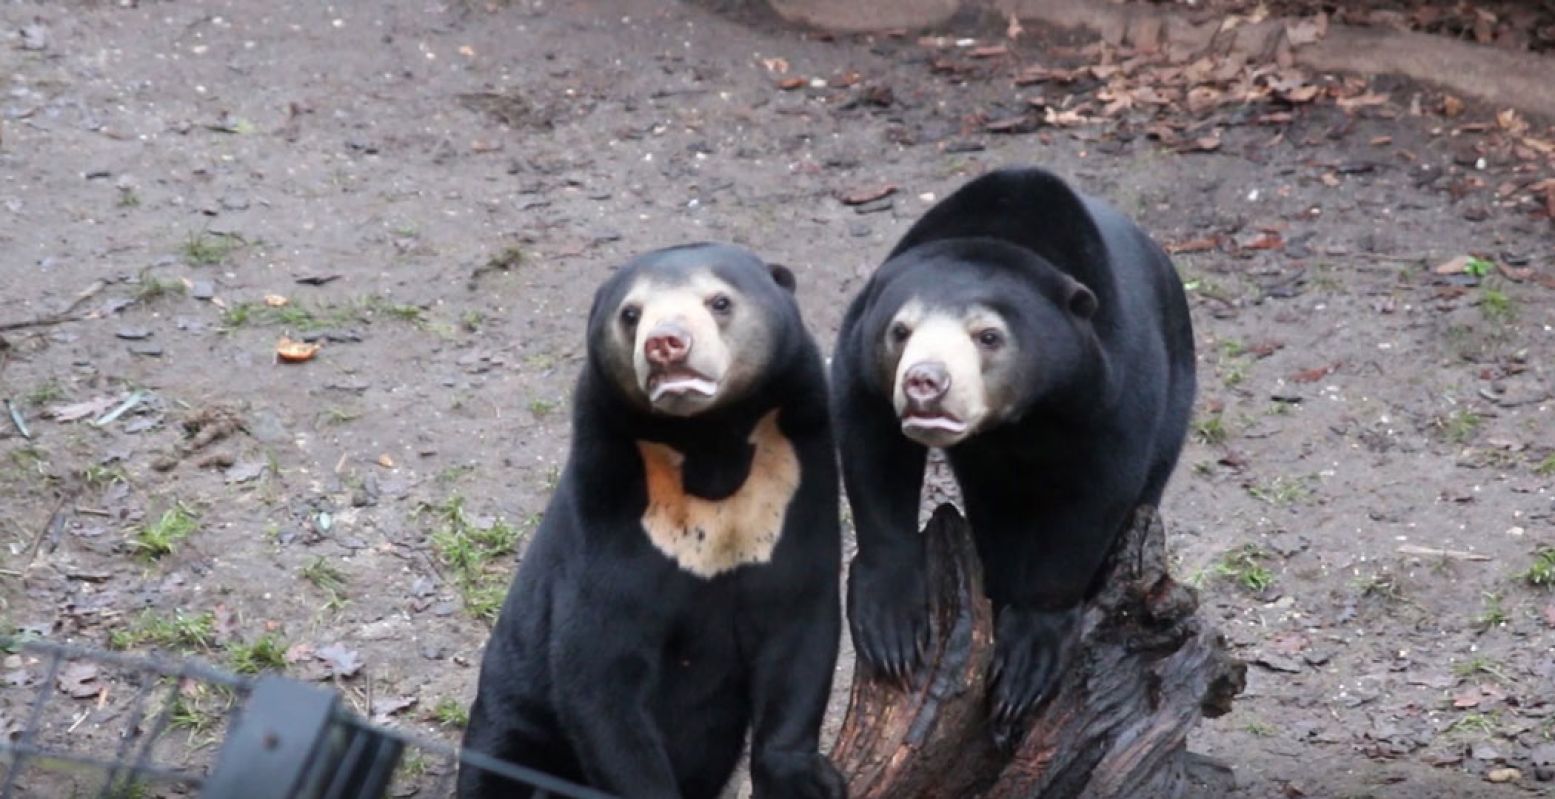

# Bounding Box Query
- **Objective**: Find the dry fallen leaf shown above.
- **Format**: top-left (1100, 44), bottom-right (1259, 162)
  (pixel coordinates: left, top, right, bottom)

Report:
top-left (777, 77), bottom-right (805, 91)
top-left (761, 57), bottom-right (789, 74)
top-left (56, 662), bottom-right (100, 699)
top-left (1433, 255), bottom-right (1480, 275)
top-left (316, 643), bottom-right (364, 678)
top-left (1284, 15), bottom-right (1328, 47)
top-left (1241, 231), bottom-right (1284, 251)
top-left (1452, 687), bottom-right (1483, 708)
top-left (1441, 95), bottom-right (1465, 118)
top-left (835, 184), bottom-right (898, 206)
top-left (371, 695), bottom-right (418, 723)
top-left (1290, 363), bottom-right (1338, 383)
top-left (276, 337), bottom-right (321, 363)
top-left (1496, 108), bottom-right (1527, 134)
top-left (45, 396), bottom-right (119, 423)
top-left (264, 294), bottom-right (289, 307)
top-left (968, 45), bottom-right (1008, 59)
top-left (830, 71), bottom-right (862, 88)
top-left (1521, 136), bottom-right (1555, 156)
top-left (1336, 92), bottom-right (1388, 111)
top-left (984, 116), bottom-right (1032, 133)
top-left (1166, 237), bottom-right (1219, 254)
top-left (1006, 12), bottom-right (1024, 41)
top-left (377, 453), bottom-right (396, 468)
top-left (1248, 341), bottom-right (1284, 358)
top-left (1042, 106), bottom-right (1093, 127)
top-left (1497, 263), bottom-right (1534, 282)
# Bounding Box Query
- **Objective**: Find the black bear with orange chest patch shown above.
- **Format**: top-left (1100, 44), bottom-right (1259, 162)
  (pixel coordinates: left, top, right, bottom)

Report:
top-left (832, 167), bottom-right (1197, 747)
top-left (459, 243), bottom-right (845, 799)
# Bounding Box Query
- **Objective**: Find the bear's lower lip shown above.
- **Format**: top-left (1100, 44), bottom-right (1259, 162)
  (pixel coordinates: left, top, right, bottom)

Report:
top-left (902, 414), bottom-right (967, 434)
top-left (649, 373), bottom-right (719, 401)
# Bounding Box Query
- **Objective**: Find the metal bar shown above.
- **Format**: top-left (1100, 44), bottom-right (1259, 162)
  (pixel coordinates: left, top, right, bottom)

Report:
top-left (432, 750), bottom-right (458, 798)
top-left (123, 673), bottom-right (189, 784)
top-left (0, 646), bottom-right (65, 798)
top-left (5, 639), bottom-right (249, 691)
top-left (335, 715), bottom-right (616, 799)
top-left (0, 744), bottom-right (200, 787)
top-left (95, 664), bottom-right (163, 799)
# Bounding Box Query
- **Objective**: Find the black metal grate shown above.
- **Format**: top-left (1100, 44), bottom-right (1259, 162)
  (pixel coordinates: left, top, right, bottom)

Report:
top-left (0, 637), bottom-right (613, 799)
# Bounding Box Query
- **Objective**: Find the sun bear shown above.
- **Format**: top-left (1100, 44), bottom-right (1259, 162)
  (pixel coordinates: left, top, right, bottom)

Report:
top-left (831, 167), bottom-right (1196, 746)
top-left (460, 243), bottom-right (845, 799)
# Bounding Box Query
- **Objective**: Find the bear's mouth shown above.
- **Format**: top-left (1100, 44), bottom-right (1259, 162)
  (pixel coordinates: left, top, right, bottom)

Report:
top-left (901, 412), bottom-right (968, 435)
top-left (648, 368), bottom-right (719, 402)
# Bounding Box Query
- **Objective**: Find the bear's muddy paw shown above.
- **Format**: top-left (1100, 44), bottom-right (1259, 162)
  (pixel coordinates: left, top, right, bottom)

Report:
top-left (752, 751), bottom-right (846, 799)
top-left (988, 605), bottom-right (1081, 750)
top-left (846, 557), bottom-right (930, 684)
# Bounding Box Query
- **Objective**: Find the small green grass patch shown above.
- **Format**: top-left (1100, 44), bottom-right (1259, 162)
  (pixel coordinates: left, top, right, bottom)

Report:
top-left (129, 504), bottom-right (198, 560)
top-left (108, 609), bottom-right (216, 652)
top-left (422, 496), bottom-right (523, 622)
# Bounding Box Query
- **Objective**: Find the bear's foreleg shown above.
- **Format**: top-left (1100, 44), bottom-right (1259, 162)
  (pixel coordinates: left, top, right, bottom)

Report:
top-left (550, 590), bottom-right (683, 798)
top-left (745, 605), bottom-right (846, 799)
top-left (833, 369), bottom-right (931, 683)
top-left (969, 498), bottom-right (1125, 749)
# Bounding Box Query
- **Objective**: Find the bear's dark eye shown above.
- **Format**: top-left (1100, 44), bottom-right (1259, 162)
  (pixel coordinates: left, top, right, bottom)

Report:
top-left (889, 322), bottom-right (911, 344)
top-left (619, 305), bottom-right (641, 327)
top-left (707, 294), bottom-right (733, 314)
top-left (976, 329), bottom-right (1004, 349)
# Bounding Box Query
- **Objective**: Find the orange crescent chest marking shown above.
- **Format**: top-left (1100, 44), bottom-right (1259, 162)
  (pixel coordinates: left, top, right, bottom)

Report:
top-left (635, 410), bottom-right (801, 578)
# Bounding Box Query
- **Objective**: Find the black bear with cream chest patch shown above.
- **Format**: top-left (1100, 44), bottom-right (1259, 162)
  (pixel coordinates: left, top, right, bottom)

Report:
top-left (459, 243), bottom-right (845, 799)
top-left (832, 167), bottom-right (1197, 745)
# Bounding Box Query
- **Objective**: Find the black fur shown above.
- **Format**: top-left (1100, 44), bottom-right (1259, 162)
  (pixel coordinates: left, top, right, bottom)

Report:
top-left (460, 244), bottom-right (845, 799)
top-left (831, 168), bottom-right (1196, 744)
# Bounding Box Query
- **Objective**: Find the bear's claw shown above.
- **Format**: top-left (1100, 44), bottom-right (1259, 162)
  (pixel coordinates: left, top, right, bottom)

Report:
top-left (986, 605), bottom-right (1081, 750)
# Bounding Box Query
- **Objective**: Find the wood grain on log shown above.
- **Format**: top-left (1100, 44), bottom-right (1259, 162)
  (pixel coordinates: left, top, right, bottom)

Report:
top-left (831, 504), bottom-right (1245, 799)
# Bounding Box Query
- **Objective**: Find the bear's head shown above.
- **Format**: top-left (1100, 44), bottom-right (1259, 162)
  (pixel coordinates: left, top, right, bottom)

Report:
top-left (858, 238), bottom-right (1101, 448)
top-left (588, 242), bottom-right (800, 417)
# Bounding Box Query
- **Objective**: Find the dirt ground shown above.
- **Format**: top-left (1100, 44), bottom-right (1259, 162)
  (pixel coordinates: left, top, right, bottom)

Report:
top-left (2, 1), bottom-right (1553, 797)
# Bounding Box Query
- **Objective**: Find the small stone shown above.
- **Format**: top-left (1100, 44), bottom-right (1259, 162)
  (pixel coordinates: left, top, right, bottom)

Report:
top-left (128, 343), bottom-right (163, 357)
top-left (116, 327), bottom-right (152, 340)
top-left (848, 223), bottom-right (871, 238)
top-left (19, 25), bottom-right (49, 51)
top-left (1486, 767), bottom-right (1520, 783)
top-left (1253, 653), bottom-right (1304, 673)
top-left (149, 454), bottom-right (179, 472)
top-left (189, 280), bottom-right (215, 300)
top-left (247, 408), bottom-right (289, 444)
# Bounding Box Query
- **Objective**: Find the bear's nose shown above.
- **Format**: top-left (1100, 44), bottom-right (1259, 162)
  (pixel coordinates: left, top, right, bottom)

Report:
top-left (903, 361), bottom-right (950, 402)
top-left (644, 323), bottom-right (692, 366)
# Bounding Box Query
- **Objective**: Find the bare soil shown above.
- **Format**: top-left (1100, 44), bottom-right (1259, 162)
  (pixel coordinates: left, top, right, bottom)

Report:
top-left (2, 1), bottom-right (1553, 797)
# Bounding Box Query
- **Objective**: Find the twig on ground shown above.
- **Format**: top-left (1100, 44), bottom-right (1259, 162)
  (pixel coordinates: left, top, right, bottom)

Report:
top-left (0, 280), bottom-right (108, 333)
top-left (1398, 544), bottom-right (1490, 562)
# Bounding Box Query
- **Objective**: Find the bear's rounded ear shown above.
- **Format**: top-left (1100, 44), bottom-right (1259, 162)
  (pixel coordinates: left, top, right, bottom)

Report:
top-left (1067, 282), bottom-right (1098, 320)
top-left (768, 263), bottom-right (797, 293)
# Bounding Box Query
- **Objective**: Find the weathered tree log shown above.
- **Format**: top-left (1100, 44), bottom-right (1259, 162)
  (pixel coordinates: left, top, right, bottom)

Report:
top-left (831, 504), bottom-right (1246, 799)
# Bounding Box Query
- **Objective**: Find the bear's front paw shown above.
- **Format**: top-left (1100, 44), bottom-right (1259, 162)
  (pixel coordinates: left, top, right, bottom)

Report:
top-left (752, 751), bottom-right (847, 799)
top-left (846, 556), bottom-right (929, 684)
top-left (988, 605), bottom-right (1081, 750)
